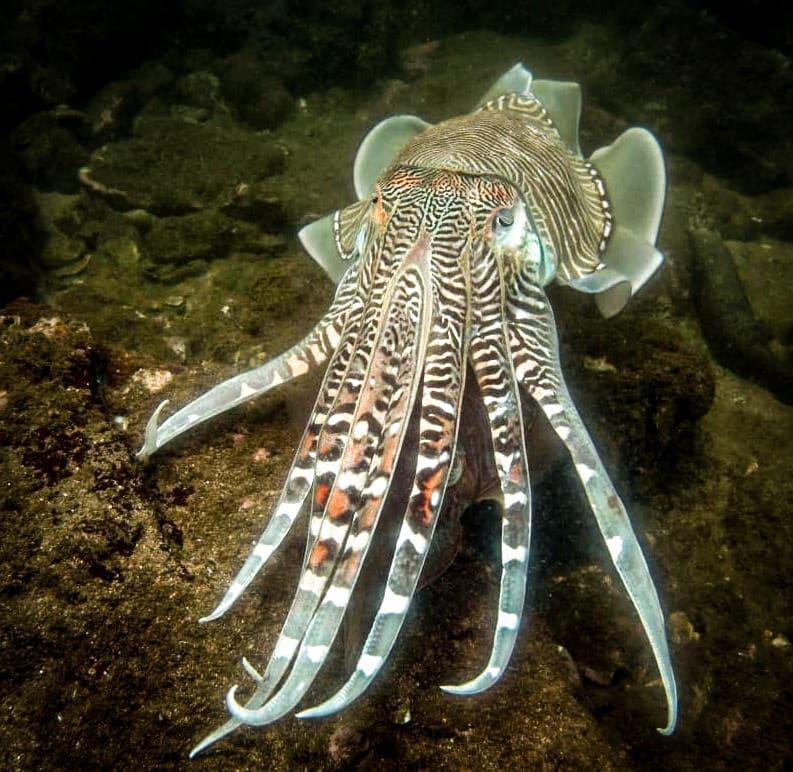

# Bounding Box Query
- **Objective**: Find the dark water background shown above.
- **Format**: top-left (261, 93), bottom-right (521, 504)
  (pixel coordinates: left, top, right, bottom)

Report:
top-left (1, 1), bottom-right (791, 769)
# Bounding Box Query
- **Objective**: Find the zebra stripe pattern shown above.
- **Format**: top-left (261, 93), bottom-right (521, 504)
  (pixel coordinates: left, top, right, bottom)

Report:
top-left (142, 70), bottom-right (677, 756)
top-left (136, 261), bottom-right (363, 460)
top-left (505, 261), bottom-right (677, 734)
top-left (398, 93), bottom-right (612, 284)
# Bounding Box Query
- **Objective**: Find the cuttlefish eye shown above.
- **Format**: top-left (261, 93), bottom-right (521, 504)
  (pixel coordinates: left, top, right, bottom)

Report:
top-left (491, 203), bottom-right (524, 248)
top-left (494, 209), bottom-right (515, 229)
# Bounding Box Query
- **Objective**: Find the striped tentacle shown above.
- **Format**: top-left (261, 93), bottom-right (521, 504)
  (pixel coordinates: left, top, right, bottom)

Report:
top-left (209, 255), bottom-right (393, 688)
top-left (297, 223), bottom-right (393, 571)
top-left (505, 267), bottom-right (678, 736)
top-left (196, 226), bottom-right (416, 743)
top-left (226, 256), bottom-right (433, 726)
top-left (297, 243), bottom-right (470, 719)
top-left (137, 260), bottom-right (362, 460)
top-left (188, 290), bottom-right (368, 757)
top-left (441, 244), bottom-right (532, 696)
top-left (198, 287), bottom-right (367, 624)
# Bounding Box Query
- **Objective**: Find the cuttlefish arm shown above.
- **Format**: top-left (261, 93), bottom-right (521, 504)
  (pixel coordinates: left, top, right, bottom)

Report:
top-left (293, 231), bottom-right (471, 721)
top-left (506, 263), bottom-right (678, 735)
top-left (224, 247), bottom-right (438, 728)
top-left (136, 260), bottom-right (361, 461)
top-left (440, 230), bottom-right (533, 695)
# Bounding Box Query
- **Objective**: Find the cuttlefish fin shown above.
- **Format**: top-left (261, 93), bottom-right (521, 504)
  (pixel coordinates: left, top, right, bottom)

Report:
top-left (592, 128), bottom-right (666, 246)
top-left (298, 198), bottom-right (372, 285)
top-left (352, 114), bottom-right (431, 198)
top-left (475, 64), bottom-right (582, 158)
top-left (531, 78), bottom-right (582, 158)
top-left (298, 213), bottom-right (346, 284)
top-left (474, 62), bottom-right (533, 109)
top-left (574, 127), bottom-right (666, 317)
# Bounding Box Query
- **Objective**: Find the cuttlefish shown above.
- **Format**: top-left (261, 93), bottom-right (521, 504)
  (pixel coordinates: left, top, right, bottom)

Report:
top-left (138, 63), bottom-right (677, 755)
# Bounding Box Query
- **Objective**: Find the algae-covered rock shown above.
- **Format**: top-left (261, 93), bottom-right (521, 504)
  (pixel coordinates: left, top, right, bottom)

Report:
top-left (39, 230), bottom-right (87, 269)
top-left (35, 192), bottom-right (90, 269)
top-left (176, 71), bottom-right (222, 113)
top-left (97, 233), bottom-right (142, 269)
top-left (144, 210), bottom-right (233, 265)
top-left (689, 226), bottom-right (793, 405)
top-left (730, 239), bottom-right (793, 347)
top-left (81, 115), bottom-right (286, 215)
top-left (84, 62), bottom-right (174, 143)
top-left (753, 187), bottom-right (793, 241)
top-left (559, 305), bottom-right (716, 494)
top-left (219, 180), bottom-right (288, 231)
top-left (219, 49), bottom-right (294, 130)
top-left (143, 209), bottom-right (285, 278)
top-left (700, 176), bottom-right (793, 243)
top-left (11, 111), bottom-right (89, 193)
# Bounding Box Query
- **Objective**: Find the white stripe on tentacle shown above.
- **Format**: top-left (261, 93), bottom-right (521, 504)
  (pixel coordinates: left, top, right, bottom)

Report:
top-left (506, 264), bottom-right (678, 736)
top-left (189, 260), bottom-right (378, 757)
top-left (223, 253), bottom-right (433, 727)
top-left (441, 239), bottom-right (532, 696)
top-left (191, 228), bottom-right (430, 752)
top-left (187, 291), bottom-right (369, 757)
top-left (197, 290), bottom-right (366, 624)
top-left (294, 244), bottom-right (470, 720)
top-left (137, 259), bottom-right (362, 460)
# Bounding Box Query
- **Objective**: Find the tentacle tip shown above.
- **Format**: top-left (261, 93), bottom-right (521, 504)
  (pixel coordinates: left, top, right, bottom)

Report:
top-left (188, 728), bottom-right (228, 758)
top-left (136, 399), bottom-right (169, 461)
top-left (440, 670), bottom-right (498, 696)
top-left (241, 656), bottom-right (264, 684)
top-left (188, 731), bottom-right (220, 759)
top-left (198, 602), bottom-right (229, 624)
top-left (188, 742), bottom-right (206, 759)
top-left (657, 712), bottom-right (678, 736)
top-left (224, 684), bottom-right (242, 713)
top-left (295, 704), bottom-right (331, 720)
top-left (189, 718), bottom-right (244, 759)
top-left (225, 685), bottom-right (280, 726)
top-left (439, 683), bottom-right (472, 696)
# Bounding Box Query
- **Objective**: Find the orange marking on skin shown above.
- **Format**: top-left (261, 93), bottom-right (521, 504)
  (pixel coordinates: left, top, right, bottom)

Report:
top-left (509, 462), bottom-right (524, 484)
top-left (360, 499), bottom-right (380, 530)
top-left (299, 431), bottom-right (316, 458)
top-left (309, 540), bottom-right (330, 569)
top-left (328, 488), bottom-right (349, 519)
top-left (348, 441), bottom-right (367, 468)
top-left (315, 481), bottom-right (330, 508)
top-left (318, 436), bottom-right (337, 457)
top-left (373, 202), bottom-right (386, 227)
top-left (388, 168), bottom-right (422, 188)
top-left (419, 493), bottom-right (432, 525)
top-left (341, 551), bottom-right (361, 584)
top-left (419, 465), bottom-right (446, 526)
top-left (380, 437), bottom-right (398, 475)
